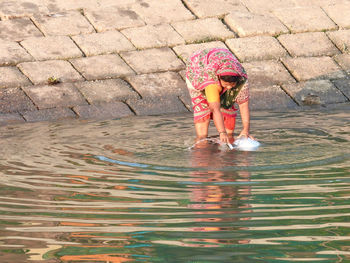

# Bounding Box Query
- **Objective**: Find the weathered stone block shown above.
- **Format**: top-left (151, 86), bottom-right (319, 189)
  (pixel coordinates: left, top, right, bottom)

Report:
top-left (125, 72), bottom-right (187, 98)
top-left (21, 36), bottom-right (83, 61)
top-left (172, 18), bottom-right (234, 43)
top-left (18, 60), bottom-right (83, 85)
top-left (22, 108), bottom-right (77, 122)
top-left (0, 18), bottom-right (43, 41)
top-left (120, 48), bottom-right (185, 74)
top-left (70, 55), bottom-right (134, 80)
top-left (226, 36), bottom-right (287, 62)
top-left (0, 40), bottom-right (33, 66)
top-left (72, 31), bottom-right (134, 56)
top-left (74, 79), bottom-right (140, 104)
top-left (332, 78), bottom-right (350, 100)
top-left (273, 7), bottom-right (337, 33)
top-left (242, 61), bottom-right (296, 87)
top-left (0, 87), bottom-right (36, 113)
top-left (32, 11), bottom-right (95, 36)
top-left (224, 11), bottom-right (289, 37)
top-left (0, 0), bottom-right (49, 19)
top-left (121, 24), bottom-right (185, 49)
top-left (282, 80), bottom-right (348, 105)
top-left (22, 83), bottom-right (88, 109)
top-left (282, 56), bottom-right (346, 81)
top-left (0, 67), bottom-right (31, 88)
top-left (0, 113), bottom-right (25, 124)
top-left (334, 54), bottom-right (350, 74)
top-left (322, 3), bottom-right (350, 29)
top-left (249, 85), bottom-right (297, 110)
top-left (73, 102), bottom-right (134, 120)
top-left (327, 30), bottom-right (350, 53)
top-left (84, 6), bottom-right (145, 32)
top-left (45, 0), bottom-right (99, 12)
top-left (277, 32), bottom-right (340, 57)
top-left (241, 0), bottom-right (296, 14)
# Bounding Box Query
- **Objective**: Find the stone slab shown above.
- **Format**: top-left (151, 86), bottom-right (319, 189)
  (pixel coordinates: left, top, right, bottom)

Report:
top-left (74, 79), bottom-right (140, 104)
top-left (0, 18), bottom-right (43, 42)
top-left (173, 41), bottom-right (227, 62)
top-left (18, 60), bottom-right (83, 85)
top-left (21, 36), bottom-right (83, 61)
top-left (273, 7), bottom-right (337, 33)
top-left (70, 54), bottom-right (134, 80)
top-left (0, 87), bottom-right (36, 113)
top-left (224, 11), bottom-right (289, 37)
top-left (322, 3), bottom-right (350, 29)
top-left (0, 67), bottom-right (31, 88)
top-left (282, 56), bottom-right (347, 81)
top-left (241, 0), bottom-right (296, 14)
top-left (22, 108), bottom-right (77, 122)
top-left (172, 18), bottom-right (235, 44)
top-left (131, 0), bottom-right (194, 25)
top-left (73, 102), bottom-right (134, 120)
top-left (327, 30), bottom-right (350, 53)
top-left (121, 24), bottom-right (185, 49)
top-left (72, 31), bottom-right (134, 56)
top-left (0, 40), bottom-right (33, 66)
top-left (22, 83), bottom-right (88, 109)
top-left (32, 11), bottom-right (95, 36)
top-left (332, 78), bottom-right (350, 99)
top-left (0, 0), bottom-right (49, 19)
top-left (277, 32), bottom-right (340, 57)
top-left (126, 97), bottom-right (189, 116)
top-left (0, 113), bottom-right (25, 124)
top-left (334, 54), bottom-right (350, 74)
top-left (226, 36), bottom-right (287, 62)
top-left (125, 72), bottom-right (187, 98)
top-left (183, 0), bottom-right (247, 18)
top-left (242, 61), bottom-right (296, 87)
top-left (249, 85), bottom-right (297, 110)
top-left (45, 0), bottom-right (100, 12)
top-left (282, 80), bottom-right (348, 105)
top-left (120, 48), bottom-right (185, 74)
top-left (84, 6), bottom-right (145, 32)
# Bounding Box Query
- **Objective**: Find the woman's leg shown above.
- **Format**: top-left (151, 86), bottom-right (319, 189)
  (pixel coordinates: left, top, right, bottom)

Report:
top-left (195, 118), bottom-right (210, 141)
top-left (224, 116), bottom-right (236, 143)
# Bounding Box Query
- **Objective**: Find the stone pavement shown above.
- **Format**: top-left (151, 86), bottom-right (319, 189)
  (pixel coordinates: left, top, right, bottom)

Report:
top-left (0, 0), bottom-right (349, 125)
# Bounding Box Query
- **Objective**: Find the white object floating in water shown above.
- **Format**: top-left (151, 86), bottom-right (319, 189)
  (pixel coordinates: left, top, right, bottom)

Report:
top-left (233, 137), bottom-right (260, 151)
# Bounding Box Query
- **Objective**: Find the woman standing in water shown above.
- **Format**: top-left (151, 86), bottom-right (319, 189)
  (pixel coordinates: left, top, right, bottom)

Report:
top-left (186, 48), bottom-right (253, 144)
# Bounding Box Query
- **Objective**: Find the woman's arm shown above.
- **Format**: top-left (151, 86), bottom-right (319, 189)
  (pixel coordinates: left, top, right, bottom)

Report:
top-left (238, 100), bottom-right (254, 139)
top-left (208, 101), bottom-right (230, 143)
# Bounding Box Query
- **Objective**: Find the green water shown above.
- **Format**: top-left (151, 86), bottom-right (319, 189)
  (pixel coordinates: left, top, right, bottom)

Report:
top-left (0, 108), bottom-right (349, 262)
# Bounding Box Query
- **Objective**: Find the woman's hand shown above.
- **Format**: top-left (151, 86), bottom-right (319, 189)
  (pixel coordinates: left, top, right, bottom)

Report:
top-left (237, 130), bottom-right (255, 140)
top-left (219, 132), bottom-right (230, 143)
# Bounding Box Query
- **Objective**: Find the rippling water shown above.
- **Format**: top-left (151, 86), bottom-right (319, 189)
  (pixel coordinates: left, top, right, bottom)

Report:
top-left (0, 108), bottom-right (349, 262)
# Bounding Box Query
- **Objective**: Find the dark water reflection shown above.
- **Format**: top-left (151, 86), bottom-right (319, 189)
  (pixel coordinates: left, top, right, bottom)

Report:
top-left (0, 108), bottom-right (349, 262)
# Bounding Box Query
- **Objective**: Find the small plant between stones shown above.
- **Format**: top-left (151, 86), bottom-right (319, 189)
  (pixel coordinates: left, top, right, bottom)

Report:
top-left (47, 76), bottom-right (61, 85)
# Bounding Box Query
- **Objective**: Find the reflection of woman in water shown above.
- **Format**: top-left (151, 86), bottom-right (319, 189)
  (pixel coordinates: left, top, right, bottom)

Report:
top-left (186, 48), bottom-right (254, 144)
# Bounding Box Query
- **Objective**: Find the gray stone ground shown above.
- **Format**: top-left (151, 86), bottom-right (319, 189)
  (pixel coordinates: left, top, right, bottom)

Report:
top-left (0, 0), bottom-right (349, 125)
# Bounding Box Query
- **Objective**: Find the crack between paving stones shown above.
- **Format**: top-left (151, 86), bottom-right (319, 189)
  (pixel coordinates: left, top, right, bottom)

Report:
top-left (70, 36), bottom-right (87, 57)
top-left (279, 85), bottom-right (300, 107)
top-left (81, 9), bottom-right (98, 34)
top-left (179, 0), bottom-right (198, 19)
top-left (29, 17), bottom-right (46, 37)
top-left (331, 80), bottom-right (350, 101)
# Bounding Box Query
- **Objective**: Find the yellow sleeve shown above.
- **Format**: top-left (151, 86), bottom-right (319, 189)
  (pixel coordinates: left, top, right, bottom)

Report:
top-left (205, 84), bottom-right (222, 103)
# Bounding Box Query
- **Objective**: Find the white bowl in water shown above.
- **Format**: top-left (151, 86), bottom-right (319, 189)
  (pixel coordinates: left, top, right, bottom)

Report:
top-left (233, 137), bottom-right (260, 151)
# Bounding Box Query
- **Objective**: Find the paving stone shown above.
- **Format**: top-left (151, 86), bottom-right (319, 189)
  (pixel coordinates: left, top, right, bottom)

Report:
top-left (226, 36), bottom-right (287, 62)
top-left (334, 54), bottom-right (350, 74)
top-left (322, 3), bottom-right (350, 29)
top-left (249, 85), bottom-right (297, 110)
top-left (73, 102), bottom-right (134, 120)
top-left (32, 11), bottom-right (95, 36)
top-left (120, 48), bottom-right (185, 74)
top-left (74, 79), bottom-right (140, 104)
top-left (332, 78), bottom-right (350, 99)
top-left (22, 83), bottom-right (88, 109)
top-left (183, 0), bottom-right (247, 18)
top-left (282, 56), bottom-right (347, 81)
top-left (173, 41), bottom-right (227, 62)
top-left (0, 87), bottom-right (36, 113)
top-left (126, 97), bottom-right (189, 116)
top-left (0, 67), bottom-right (31, 88)
top-left (327, 30), bottom-right (350, 53)
top-left (72, 31), bottom-right (134, 56)
top-left (121, 24), bottom-right (185, 49)
top-left (131, 0), bottom-right (194, 25)
top-left (282, 80), bottom-right (348, 106)
top-left (277, 32), bottom-right (340, 57)
top-left (0, 40), bottom-right (33, 66)
top-left (125, 72), bottom-right (187, 98)
top-left (0, 113), bottom-right (25, 124)
top-left (18, 60), bottom-right (84, 85)
top-left (45, 0), bottom-right (100, 12)
top-left (70, 54), bottom-right (134, 80)
top-left (22, 108), bottom-right (77, 122)
top-left (21, 36), bottom-right (83, 61)
top-left (84, 6), bottom-right (145, 32)
top-left (224, 11), bottom-right (289, 37)
top-left (0, 0), bottom-right (49, 19)
top-left (172, 18), bottom-right (234, 44)
top-left (242, 61), bottom-right (296, 87)
top-left (0, 18), bottom-right (43, 41)
top-left (241, 0), bottom-right (296, 14)
top-left (273, 6), bottom-right (337, 33)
